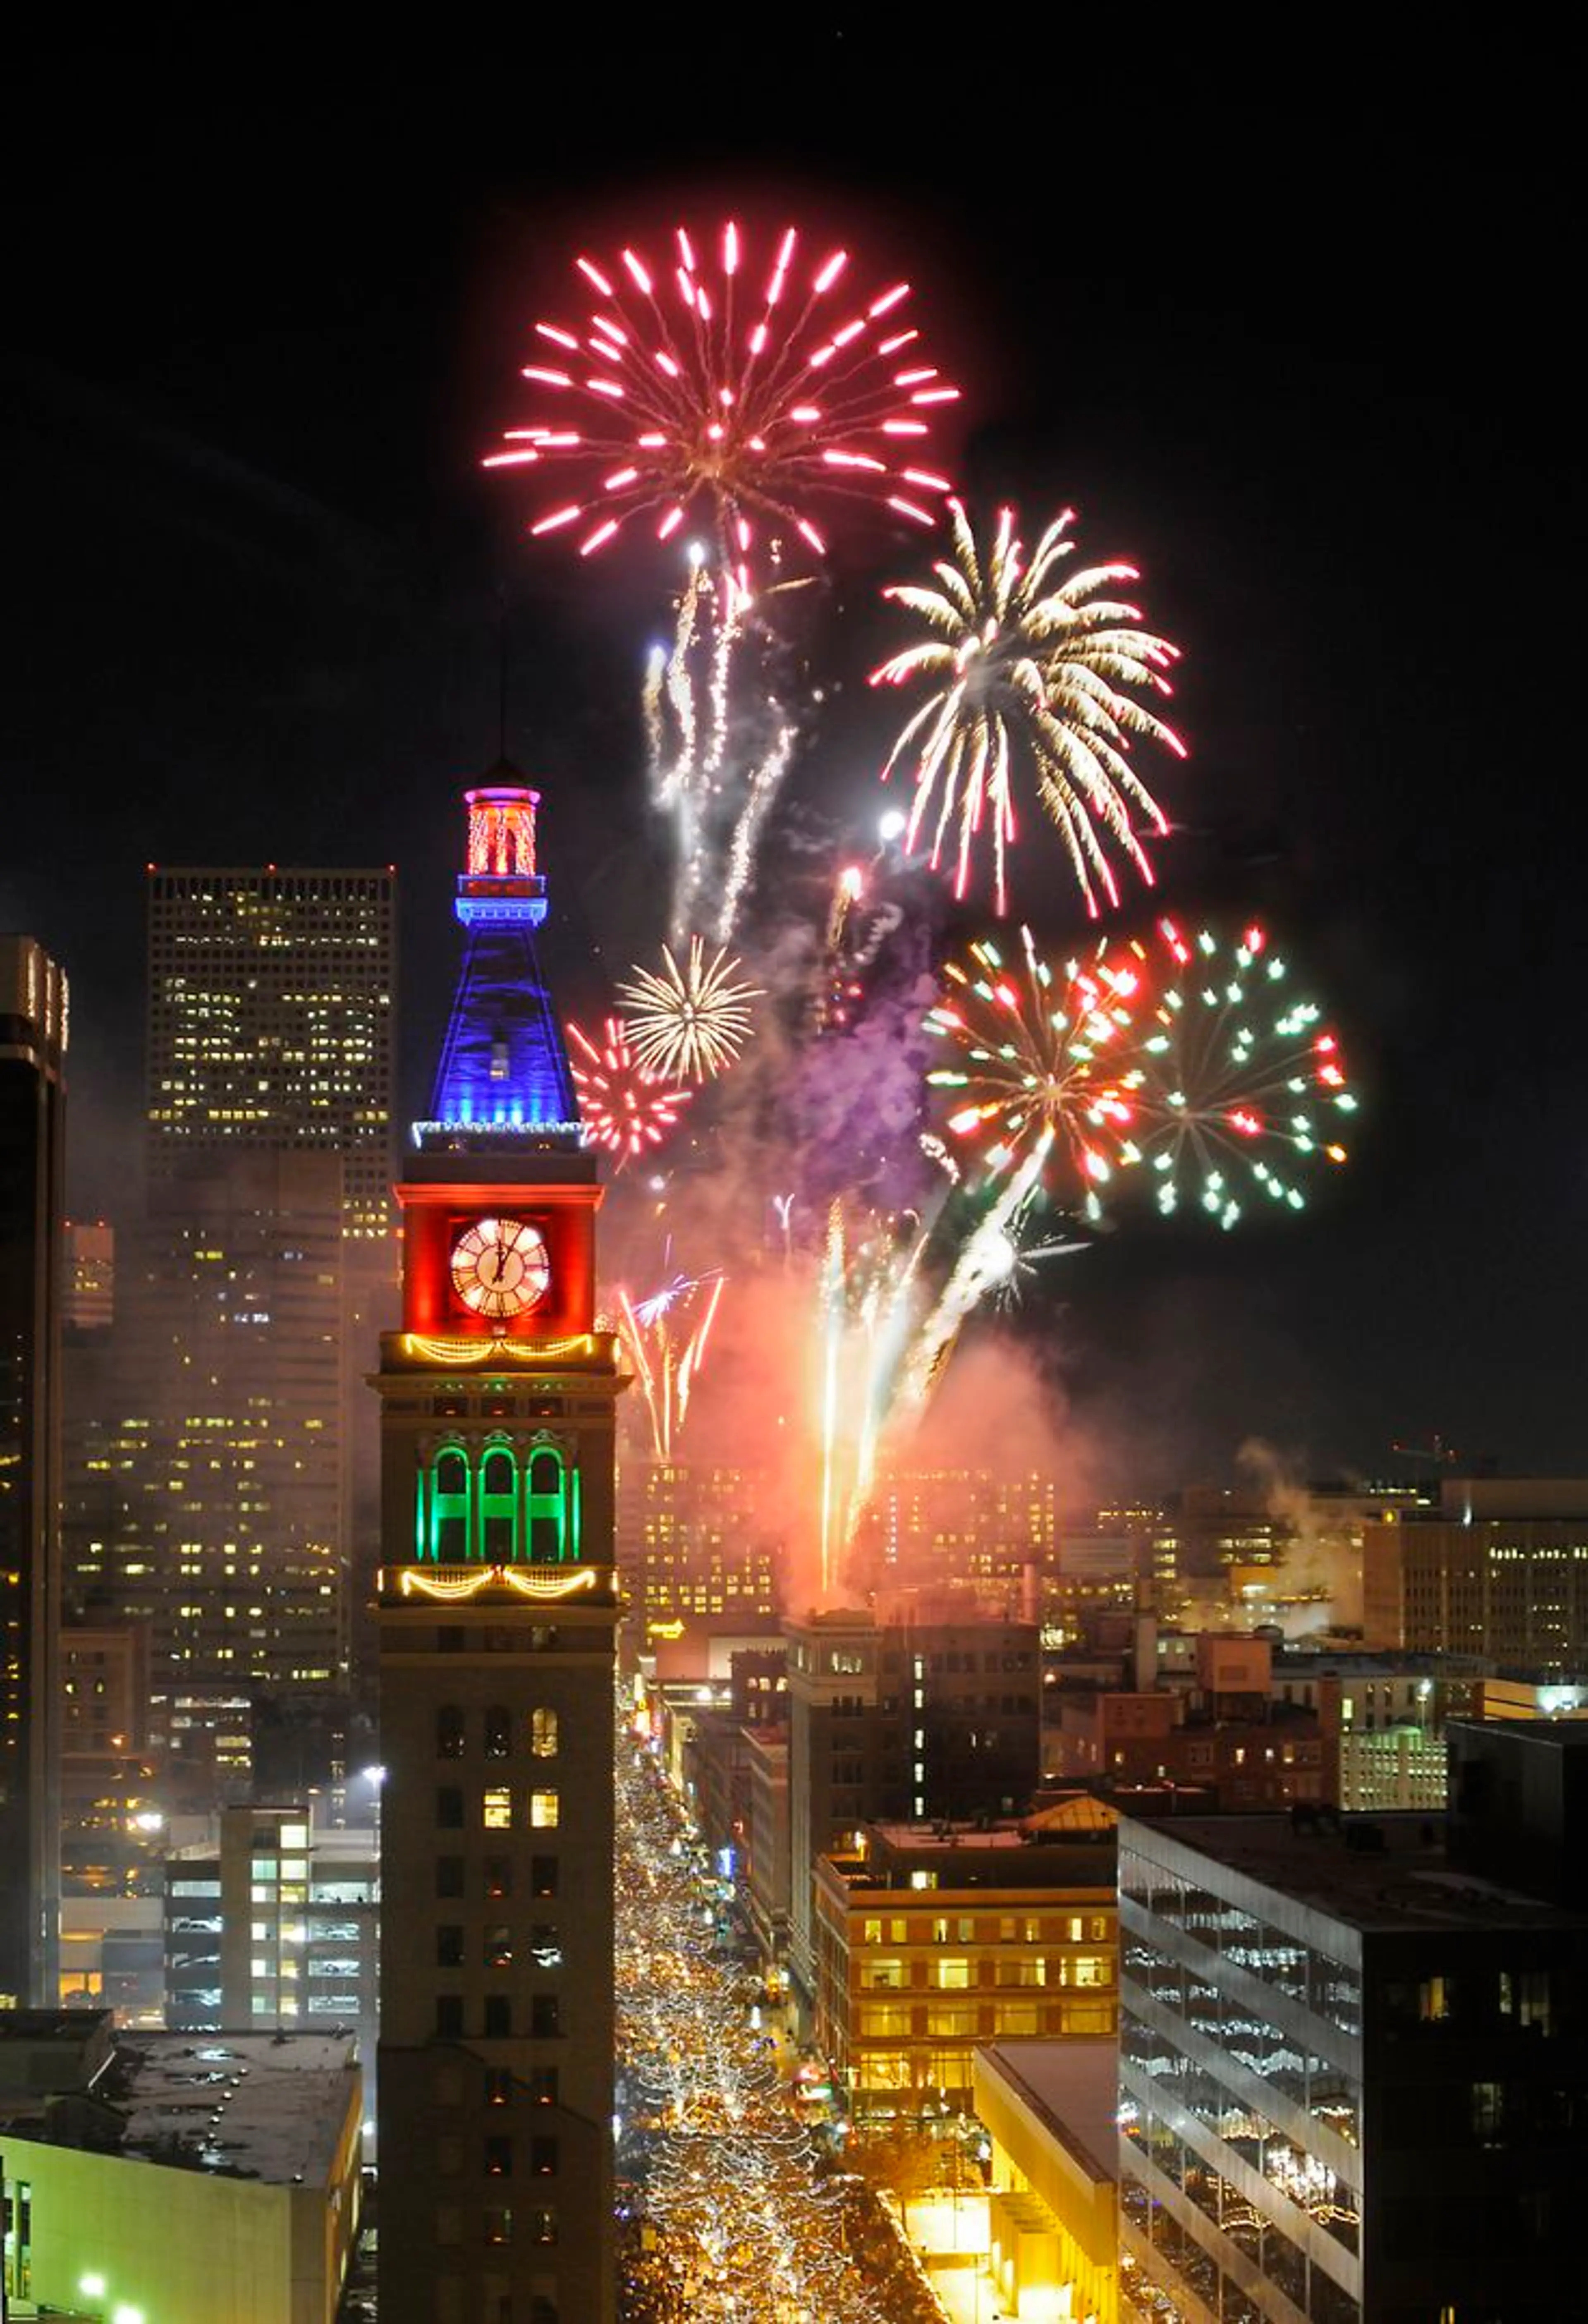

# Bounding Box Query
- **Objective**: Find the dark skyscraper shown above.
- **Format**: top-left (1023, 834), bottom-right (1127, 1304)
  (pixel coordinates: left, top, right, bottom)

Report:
top-left (63, 866), bottom-right (401, 1775)
top-left (145, 866), bottom-right (396, 1240)
top-left (374, 783), bottom-right (620, 2324)
top-left (0, 935), bottom-right (67, 2006)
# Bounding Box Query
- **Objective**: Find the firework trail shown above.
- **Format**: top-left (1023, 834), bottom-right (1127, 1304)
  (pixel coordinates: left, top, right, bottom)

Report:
top-left (616, 1264), bottom-right (727, 1459)
top-left (871, 500), bottom-right (1185, 916)
top-left (987, 1199), bottom-right (1091, 1312)
top-left (896, 1130), bottom-right (1062, 1418)
top-left (1131, 919), bottom-right (1355, 1227)
top-left (641, 559), bottom-right (797, 941)
top-left (488, 220), bottom-right (959, 567)
top-left (817, 1200), bottom-right (935, 1596)
top-left (619, 936), bottom-right (762, 1083)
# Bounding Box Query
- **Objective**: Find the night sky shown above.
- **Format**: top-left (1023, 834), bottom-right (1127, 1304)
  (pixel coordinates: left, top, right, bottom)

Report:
top-left (4, 45), bottom-right (1581, 1492)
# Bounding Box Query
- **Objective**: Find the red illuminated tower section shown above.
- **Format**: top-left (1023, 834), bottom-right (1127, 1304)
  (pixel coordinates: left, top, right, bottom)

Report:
top-left (373, 778), bottom-right (619, 2324)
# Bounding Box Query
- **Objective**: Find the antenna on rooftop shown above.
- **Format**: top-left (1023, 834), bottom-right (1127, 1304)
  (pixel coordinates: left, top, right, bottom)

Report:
top-left (497, 587), bottom-right (510, 761)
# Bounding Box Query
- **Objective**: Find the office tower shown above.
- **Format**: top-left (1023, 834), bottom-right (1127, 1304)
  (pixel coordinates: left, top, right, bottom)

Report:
top-left (617, 1457), bottom-right (782, 1644)
top-left (143, 865), bottom-right (398, 1704)
top-left (66, 1151), bottom-right (347, 1770)
top-left (1117, 1788), bottom-right (1588, 2321)
top-left (58, 1622), bottom-right (163, 1896)
top-left (145, 866), bottom-right (396, 1238)
top-left (61, 1220), bottom-right (113, 1333)
top-left (1364, 1475), bottom-right (1588, 1667)
top-left (784, 1609), bottom-right (1042, 2011)
top-left (374, 782), bottom-right (621, 2324)
top-left (163, 1802), bottom-right (380, 2067)
top-left (851, 1464), bottom-right (1058, 1601)
top-left (0, 935), bottom-right (67, 2008)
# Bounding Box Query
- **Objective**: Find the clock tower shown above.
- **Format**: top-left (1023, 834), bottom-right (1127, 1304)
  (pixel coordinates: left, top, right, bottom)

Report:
top-left (374, 778), bottom-right (619, 2324)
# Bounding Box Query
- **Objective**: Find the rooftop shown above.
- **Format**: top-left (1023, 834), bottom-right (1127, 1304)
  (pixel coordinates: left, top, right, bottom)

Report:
top-left (978, 2037), bottom-right (1119, 2186)
top-left (0, 2031), bottom-right (359, 2186)
top-left (1124, 1812), bottom-right (1588, 1936)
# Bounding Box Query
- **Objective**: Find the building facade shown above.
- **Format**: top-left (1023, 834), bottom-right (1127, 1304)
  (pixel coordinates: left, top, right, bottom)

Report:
top-left (163, 1804), bottom-right (379, 2089)
top-left (1118, 1798), bottom-right (1588, 2321)
top-left (785, 1610), bottom-right (1043, 2003)
top-left (145, 865), bottom-right (396, 1240)
top-left (65, 1150), bottom-right (349, 1757)
top-left (813, 1817), bottom-right (1117, 2121)
top-left (973, 2037), bottom-right (1123, 2324)
top-left (0, 934), bottom-right (67, 2008)
top-left (374, 782), bottom-right (620, 2324)
top-left (1363, 1478), bottom-right (1588, 1668)
top-left (0, 2015), bottom-right (363, 2324)
top-left (617, 1457), bottom-right (781, 1644)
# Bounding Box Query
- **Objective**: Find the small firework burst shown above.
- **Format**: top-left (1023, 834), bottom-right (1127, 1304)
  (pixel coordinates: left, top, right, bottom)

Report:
top-left (1132, 919), bottom-right (1355, 1228)
top-left (619, 936), bottom-right (762, 1083)
top-left (927, 924), bottom-right (1146, 1213)
top-left (568, 1016), bottom-right (692, 1165)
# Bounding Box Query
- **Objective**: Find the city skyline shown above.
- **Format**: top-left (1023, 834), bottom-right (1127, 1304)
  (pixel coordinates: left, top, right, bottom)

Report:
top-left (3, 54), bottom-right (1581, 1493)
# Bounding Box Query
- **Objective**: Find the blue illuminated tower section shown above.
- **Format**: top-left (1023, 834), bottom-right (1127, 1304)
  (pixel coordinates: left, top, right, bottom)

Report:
top-left (422, 785), bottom-right (579, 1140)
top-left (373, 778), bottom-right (619, 2324)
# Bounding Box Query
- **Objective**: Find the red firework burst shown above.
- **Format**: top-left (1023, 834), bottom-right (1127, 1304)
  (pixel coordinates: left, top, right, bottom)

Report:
top-left (568, 1017), bottom-right (692, 1166)
top-left (485, 220), bottom-right (959, 571)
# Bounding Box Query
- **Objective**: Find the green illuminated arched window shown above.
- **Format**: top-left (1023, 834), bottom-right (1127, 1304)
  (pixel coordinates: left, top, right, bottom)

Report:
top-left (480, 1442), bottom-right (519, 1564)
top-left (419, 1444), bottom-right (471, 1561)
top-left (526, 1443), bottom-right (578, 1564)
top-left (414, 1436), bottom-right (581, 1565)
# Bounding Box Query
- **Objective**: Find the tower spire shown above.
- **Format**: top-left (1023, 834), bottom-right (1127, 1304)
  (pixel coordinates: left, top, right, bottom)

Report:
top-left (421, 782), bottom-right (580, 1142)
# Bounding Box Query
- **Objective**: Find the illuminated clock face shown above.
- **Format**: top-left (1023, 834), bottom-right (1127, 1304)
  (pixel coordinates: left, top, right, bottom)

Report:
top-left (450, 1216), bottom-right (551, 1322)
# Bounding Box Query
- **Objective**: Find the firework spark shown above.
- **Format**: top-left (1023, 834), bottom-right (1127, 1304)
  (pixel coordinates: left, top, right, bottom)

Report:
top-left (897, 1133), bottom-right (1059, 1416)
top-left (568, 1017), bottom-right (691, 1166)
top-left (927, 926), bottom-right (1146, 1217)
top-left (985, 1191), bottom-right (1091, 1312)
top-left (642, 557), bottom-right (801, 942)
top-left (619, 937), bottom-right (761, 1083)
top-left (617, 1263), bottom-right (726, 1460)
top-left (1131, 920), bottom-right (1355, 1228)
top-left (871, 500), bottom-right (1185, 915)
top-left (818, 1201), bottom-right (933, 1594)
top-left (488, 220), bottom-right (959, 570)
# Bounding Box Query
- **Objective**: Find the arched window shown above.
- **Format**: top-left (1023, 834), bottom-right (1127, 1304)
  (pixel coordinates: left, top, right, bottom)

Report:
top-left (526, 1444), bottom-right (573, 1563)
top-left (436, 1705), bottom-right (465, 1759)
top-left (480, 1443), bottom-right (519, 1564)
top-left (430, 1446), bottom-right (471, 1561)
top-left (530, 1708), bottom-right (558, 1759)
top-left (484, 1706), bottom-right (512, 1759)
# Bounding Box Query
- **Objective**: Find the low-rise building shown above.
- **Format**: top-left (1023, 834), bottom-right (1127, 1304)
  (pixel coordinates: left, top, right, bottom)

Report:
top-left (743, 1725), bottom-right (791, 1970)
top-left (974, 2037), bottom-right (1123, 2324)
top-left (814, 1812), bottom-right (1117, 2123)
top-left (1050, 1635), bottom-right (1339, 1809)
top-left (0, 2013), bottom-right (363, 2324)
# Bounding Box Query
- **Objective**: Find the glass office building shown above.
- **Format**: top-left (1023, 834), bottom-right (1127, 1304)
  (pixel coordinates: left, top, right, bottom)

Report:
top-left (1119, 1800), bottom-right (1588, 2322)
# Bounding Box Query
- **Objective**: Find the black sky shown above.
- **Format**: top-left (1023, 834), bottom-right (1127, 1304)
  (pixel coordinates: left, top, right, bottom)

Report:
top-left (3, 41), bottom-right (1582, 1491)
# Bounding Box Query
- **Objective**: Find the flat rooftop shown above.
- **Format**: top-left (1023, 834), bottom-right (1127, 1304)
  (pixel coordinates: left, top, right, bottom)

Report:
top-left (1125, 1813), bottom-right (1588, 1935)
top-left (979, 2037), bottom-right (1119, 2185)
top-left (872, 1823), bottom-right (1041, 1851)
top-left (0, 2031), bottom-right (358, 2185)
